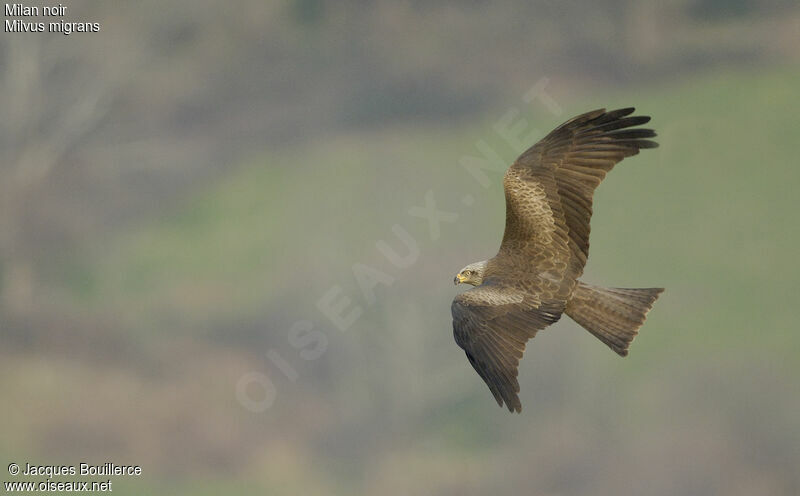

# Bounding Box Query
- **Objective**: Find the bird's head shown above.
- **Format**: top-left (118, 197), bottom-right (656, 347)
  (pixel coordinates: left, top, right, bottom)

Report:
top-left (454, 261), bottom-right (488, 286)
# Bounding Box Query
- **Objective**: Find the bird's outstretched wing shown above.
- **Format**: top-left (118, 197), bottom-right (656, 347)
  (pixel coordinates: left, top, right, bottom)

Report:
top-left (500, 108), bottom-right (658, 285)
top-left (452, 280), bottom-right (563, 412)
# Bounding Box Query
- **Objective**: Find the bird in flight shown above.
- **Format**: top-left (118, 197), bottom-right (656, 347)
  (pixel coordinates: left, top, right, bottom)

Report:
top-left (452, 107), bottom-right (663, 412)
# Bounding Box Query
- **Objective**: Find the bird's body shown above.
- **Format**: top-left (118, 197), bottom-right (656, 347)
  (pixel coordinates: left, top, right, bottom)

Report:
top-left (452, 107), bottom-right (663, 412)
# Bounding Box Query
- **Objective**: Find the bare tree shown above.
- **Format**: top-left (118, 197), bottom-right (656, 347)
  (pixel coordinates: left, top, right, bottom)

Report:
top-left (0, 35), bottom-right (135, 314)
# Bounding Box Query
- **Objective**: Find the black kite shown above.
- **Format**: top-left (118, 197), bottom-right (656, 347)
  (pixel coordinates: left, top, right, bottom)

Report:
top-left (452, 107), bottom-right (663, 412)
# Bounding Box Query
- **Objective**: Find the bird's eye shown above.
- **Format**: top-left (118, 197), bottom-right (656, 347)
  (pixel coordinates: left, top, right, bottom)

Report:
top-left (466, 270), bottom-right (473, 275)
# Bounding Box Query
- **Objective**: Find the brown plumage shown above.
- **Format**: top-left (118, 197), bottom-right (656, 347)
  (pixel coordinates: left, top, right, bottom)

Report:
top-left (452, 107), bottom-right (663, 412)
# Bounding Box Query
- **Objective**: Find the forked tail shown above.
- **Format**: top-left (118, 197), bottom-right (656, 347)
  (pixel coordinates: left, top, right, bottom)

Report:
top-left (565, 282), bottom-right (663, 356)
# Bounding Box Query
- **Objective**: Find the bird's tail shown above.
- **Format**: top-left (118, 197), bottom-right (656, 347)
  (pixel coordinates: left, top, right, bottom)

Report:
top-left (565, 282), bottom-right (663, 356)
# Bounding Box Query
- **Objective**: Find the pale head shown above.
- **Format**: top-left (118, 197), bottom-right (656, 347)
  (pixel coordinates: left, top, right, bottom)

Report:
top-left (454, 260), bottom-right (488, 286)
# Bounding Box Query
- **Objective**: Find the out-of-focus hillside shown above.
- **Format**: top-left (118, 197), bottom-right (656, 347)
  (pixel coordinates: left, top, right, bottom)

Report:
top-left (2, 1), bottom-right (800, 495)
top-left (2, 0), bottom-right (799, 298)
top-left (3, 66), bottom-right (800, 495)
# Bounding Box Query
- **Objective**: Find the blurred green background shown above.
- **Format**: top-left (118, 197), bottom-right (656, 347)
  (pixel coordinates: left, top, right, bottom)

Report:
top-left (1, 1), bottom-right (799, 495)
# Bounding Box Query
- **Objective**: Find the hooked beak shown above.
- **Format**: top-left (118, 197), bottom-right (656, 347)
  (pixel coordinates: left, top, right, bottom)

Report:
top-left (454, 273), bottom-right (465, 285)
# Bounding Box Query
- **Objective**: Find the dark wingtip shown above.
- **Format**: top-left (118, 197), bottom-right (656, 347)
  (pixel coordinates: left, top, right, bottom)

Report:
top-left (505, 397), bottom-right (522, 413)
top-left (612, 106), bottom-right (636, 116)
